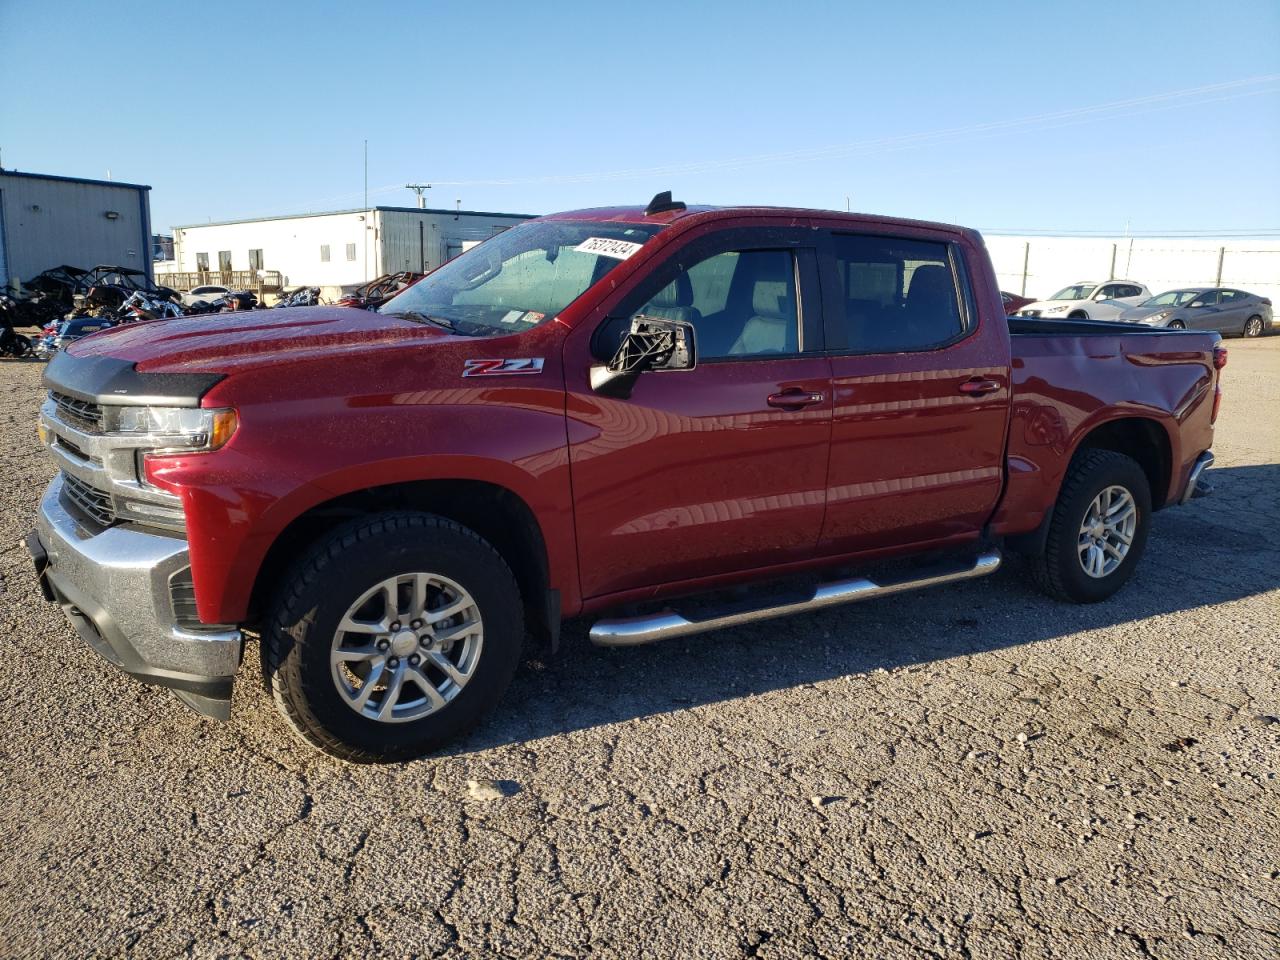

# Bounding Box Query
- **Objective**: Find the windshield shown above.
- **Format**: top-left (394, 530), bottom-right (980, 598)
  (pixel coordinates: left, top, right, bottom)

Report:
top-left (1049, 284), bottom-right (1097, 301)
top-left (1141, 290), bottom-right (1200, 307)
top-left (380, 220), bottom-right (664, 335)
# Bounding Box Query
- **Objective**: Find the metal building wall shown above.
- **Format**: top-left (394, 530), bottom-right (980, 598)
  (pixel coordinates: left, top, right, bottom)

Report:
top-left (0, 172), bottom-right (151, 286)
top-left (377, 208), bottom-right (533, 275)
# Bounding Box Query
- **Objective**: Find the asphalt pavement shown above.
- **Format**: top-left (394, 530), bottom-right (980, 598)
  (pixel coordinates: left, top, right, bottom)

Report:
top-left (0, 338), bottom-right (1276, 959)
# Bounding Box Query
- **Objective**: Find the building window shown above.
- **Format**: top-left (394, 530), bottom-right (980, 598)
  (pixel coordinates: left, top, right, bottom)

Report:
top-left (196, 253), bottom-right (209, 272)
top-left (248, 249), bottom-right (264, 270)
top-left (218, 251), bottom-right (232, 272)
top-left (345, 243), bottom-right (357, 261)
top-left (320, 245), bottom-right (330, 262)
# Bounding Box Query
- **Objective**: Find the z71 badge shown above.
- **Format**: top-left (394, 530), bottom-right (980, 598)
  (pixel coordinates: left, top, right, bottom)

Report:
top-left (462, 358), bottom-right (545, 377)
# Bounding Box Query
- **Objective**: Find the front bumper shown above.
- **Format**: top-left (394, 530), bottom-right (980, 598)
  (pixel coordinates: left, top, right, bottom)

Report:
top-left (30, 476), bottom-right (242, 719)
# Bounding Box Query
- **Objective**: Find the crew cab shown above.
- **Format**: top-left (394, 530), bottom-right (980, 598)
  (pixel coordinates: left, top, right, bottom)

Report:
top-left (27, 194), bottom-right (1222, 761)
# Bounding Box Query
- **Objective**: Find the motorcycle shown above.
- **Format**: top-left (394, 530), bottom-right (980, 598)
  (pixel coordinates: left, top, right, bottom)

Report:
top-left (274, 287), bottom-right (321, 308)
top-left (121, 290), bottom-right (185, 322)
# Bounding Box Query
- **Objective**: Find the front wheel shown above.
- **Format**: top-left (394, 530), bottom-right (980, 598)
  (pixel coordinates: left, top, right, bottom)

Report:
top-left (1168, 320), bottom-right (1186, 330)
top-left (1244, 315), bottom-right (1264, 338)
top-left (1027, 450), bottom-right (1151, 603)
top-left (264, 513), bottom-right (524, 762)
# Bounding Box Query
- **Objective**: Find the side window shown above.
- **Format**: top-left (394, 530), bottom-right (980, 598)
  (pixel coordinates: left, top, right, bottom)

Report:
top-left (1194, 291), bottom-right (1219, 306)
top-left (1218, 290), bottom-right (1238, 302)
top-left (634, 249), bottom-right (799, 360)
top-left (1122, 285), bottom-right (1142, 298)
top-left (828, 235), bottom-right (963, 352)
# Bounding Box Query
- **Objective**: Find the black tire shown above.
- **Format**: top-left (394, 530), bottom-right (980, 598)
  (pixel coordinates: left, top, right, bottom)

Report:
top-left (1168, 320), bottom-right (1185, 330)
top-left (1027, 449), bottom-right (1151, 604)
top-left (1244, 315), bottom-right (1264, 338)
top-left (264, 512), bottom-right (524, 762)
top-left (1068, 310), bottom-right (1089, 320)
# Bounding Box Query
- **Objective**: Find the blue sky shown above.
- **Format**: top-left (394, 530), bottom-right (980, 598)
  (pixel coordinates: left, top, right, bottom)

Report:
top-left (2, 0), bottom-right (1277, 235)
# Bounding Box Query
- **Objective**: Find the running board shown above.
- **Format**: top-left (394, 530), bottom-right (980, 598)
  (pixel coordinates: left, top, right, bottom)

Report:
top-left (589, 549), bottom-right (1002, 647)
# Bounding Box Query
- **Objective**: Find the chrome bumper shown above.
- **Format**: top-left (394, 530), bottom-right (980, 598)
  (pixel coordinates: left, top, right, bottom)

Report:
top-left (1180, 450), bottom-right (1215, 505)
top-left (31, 476), bottom-right (242, 719)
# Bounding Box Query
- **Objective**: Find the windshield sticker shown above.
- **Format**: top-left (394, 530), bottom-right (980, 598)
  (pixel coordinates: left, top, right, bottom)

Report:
top-left (575, 237), bottom-right (644, 260)
top-left (463, 358), bottom-right (545, 377)
top-left (498, 310), bottom-right (546, 326)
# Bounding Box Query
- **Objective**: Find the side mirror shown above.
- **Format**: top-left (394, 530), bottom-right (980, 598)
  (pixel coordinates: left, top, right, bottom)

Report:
top-left (589, 314), bottom-right (697, 398)
top-left (1094, 291), bottom-right (1111, 301)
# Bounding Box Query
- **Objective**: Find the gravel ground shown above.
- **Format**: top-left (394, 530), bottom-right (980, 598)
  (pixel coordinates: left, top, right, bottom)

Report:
top-left (0, 340), bottom-right (1276, 959)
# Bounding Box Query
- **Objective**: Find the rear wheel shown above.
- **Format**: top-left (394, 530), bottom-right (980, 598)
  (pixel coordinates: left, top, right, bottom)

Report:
top-left (264, 512), bottom-right (524, 762)
top-left (1027, 449), bottom-right (1151, 603)
top-left (1244, 315), bottom-right (1264, 338)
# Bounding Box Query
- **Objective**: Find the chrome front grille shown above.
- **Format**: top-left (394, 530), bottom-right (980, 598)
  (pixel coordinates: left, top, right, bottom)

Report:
top-left (61, 473), bottom-right (116, 528)
top-left (50, 391), bottom-right (104, 433)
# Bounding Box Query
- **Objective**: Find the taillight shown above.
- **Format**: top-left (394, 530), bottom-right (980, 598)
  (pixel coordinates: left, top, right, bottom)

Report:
top-left (1261, 298), bottom-right (1272, 307)
top-left (1213, 346), bottom-right (1228, 370)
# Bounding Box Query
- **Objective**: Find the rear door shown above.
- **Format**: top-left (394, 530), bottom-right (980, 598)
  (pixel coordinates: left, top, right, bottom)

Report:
top-left (563, 224), bottom-right (833, 599)
top-left (1214, 290), bottom-right (1249, 333)
top-left (815, 228), bottom-right (1011, 556)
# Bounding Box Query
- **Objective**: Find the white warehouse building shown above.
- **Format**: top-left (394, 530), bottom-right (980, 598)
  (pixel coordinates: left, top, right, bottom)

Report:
top-left (166, 205), bottom-right (534, 294)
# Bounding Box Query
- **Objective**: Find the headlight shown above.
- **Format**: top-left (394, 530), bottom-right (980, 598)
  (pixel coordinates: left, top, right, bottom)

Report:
top-left (107, 406), bottom-right (238, 452)
top-left (1145, 311), bottom-right (1169, 324)
top-left (1045, 304), bottom-right (1069, 315)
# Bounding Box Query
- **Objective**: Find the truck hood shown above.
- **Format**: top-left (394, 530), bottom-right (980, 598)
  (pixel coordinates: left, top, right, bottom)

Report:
top-left (67, 306), bottom-right (456, 375)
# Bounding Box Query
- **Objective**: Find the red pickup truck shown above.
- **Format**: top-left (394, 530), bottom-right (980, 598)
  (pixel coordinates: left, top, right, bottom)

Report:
top-left (28, 194), bottom-right (1222, 761)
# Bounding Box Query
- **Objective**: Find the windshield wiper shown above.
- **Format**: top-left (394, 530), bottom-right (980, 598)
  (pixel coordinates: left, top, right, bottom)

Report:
top-left (383, 310), bottom-right (458, 332)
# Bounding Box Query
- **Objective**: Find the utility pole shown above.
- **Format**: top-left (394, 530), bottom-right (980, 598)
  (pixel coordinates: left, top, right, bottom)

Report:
top-left (405, 183), bottom-right (432, 209)
top-left (363, 139), bottom-right (369, 283)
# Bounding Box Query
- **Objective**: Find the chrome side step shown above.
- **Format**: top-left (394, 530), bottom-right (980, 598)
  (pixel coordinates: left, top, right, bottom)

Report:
top-left (589, 549), bottom-right (1002, 647)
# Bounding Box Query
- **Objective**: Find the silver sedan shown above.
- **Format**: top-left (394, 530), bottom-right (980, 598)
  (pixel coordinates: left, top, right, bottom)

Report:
top-left (1118, 287), bottom-right (1274, 337)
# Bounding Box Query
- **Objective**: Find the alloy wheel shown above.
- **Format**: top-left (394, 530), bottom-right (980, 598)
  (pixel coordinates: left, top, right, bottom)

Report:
top-left (330, 572), bottom-right (483, 723)
top-left (1077, 485), bottom-right (1137, 579)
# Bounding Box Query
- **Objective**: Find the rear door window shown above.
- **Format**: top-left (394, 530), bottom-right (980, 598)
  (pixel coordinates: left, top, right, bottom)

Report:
top-left (823, 234), bottom-right (965, 353)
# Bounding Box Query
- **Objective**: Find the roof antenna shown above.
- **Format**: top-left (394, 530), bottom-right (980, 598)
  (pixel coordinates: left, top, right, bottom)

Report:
top-left (645, 190), bottom-right (686, 216)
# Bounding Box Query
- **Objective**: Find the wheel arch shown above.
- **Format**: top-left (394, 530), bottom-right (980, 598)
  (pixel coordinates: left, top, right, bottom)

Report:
top-left (1003, 413), bottom-right (1174, 558)
top-left (1070, 415), bottom-right (1174, 510)
top-left (248, 478), bottom-right (562, 651)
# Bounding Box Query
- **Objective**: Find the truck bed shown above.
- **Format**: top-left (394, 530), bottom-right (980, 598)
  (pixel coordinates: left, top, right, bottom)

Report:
top-left (994, 315), bottom-right (1220, 536)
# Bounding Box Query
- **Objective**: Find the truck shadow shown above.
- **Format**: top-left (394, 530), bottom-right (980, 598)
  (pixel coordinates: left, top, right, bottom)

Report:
top-left (451, 462), bottom-right (1280, 755)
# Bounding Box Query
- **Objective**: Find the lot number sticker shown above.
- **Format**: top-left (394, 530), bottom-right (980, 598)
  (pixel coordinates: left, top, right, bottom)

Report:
top-left (575, 237), bottom-right (643, 260)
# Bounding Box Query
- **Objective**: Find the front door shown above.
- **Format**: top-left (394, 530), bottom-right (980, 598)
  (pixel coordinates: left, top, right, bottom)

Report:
top-left (564, 226), bottom-right (833, 600)
top-left (814, 227), bottom-right (1011, 556)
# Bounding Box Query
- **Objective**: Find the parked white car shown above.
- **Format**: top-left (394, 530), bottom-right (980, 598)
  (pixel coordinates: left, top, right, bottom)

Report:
top-left (181, 284), bottom-right (231, 307)
top-left (1017, 281), bottom-right (1150, 321)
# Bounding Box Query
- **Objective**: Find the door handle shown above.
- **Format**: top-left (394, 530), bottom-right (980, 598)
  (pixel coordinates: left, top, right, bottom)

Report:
top-left (767, 389), bottom-right (825, 409)
top-left (958, 377), bottom-right (1002, 396)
